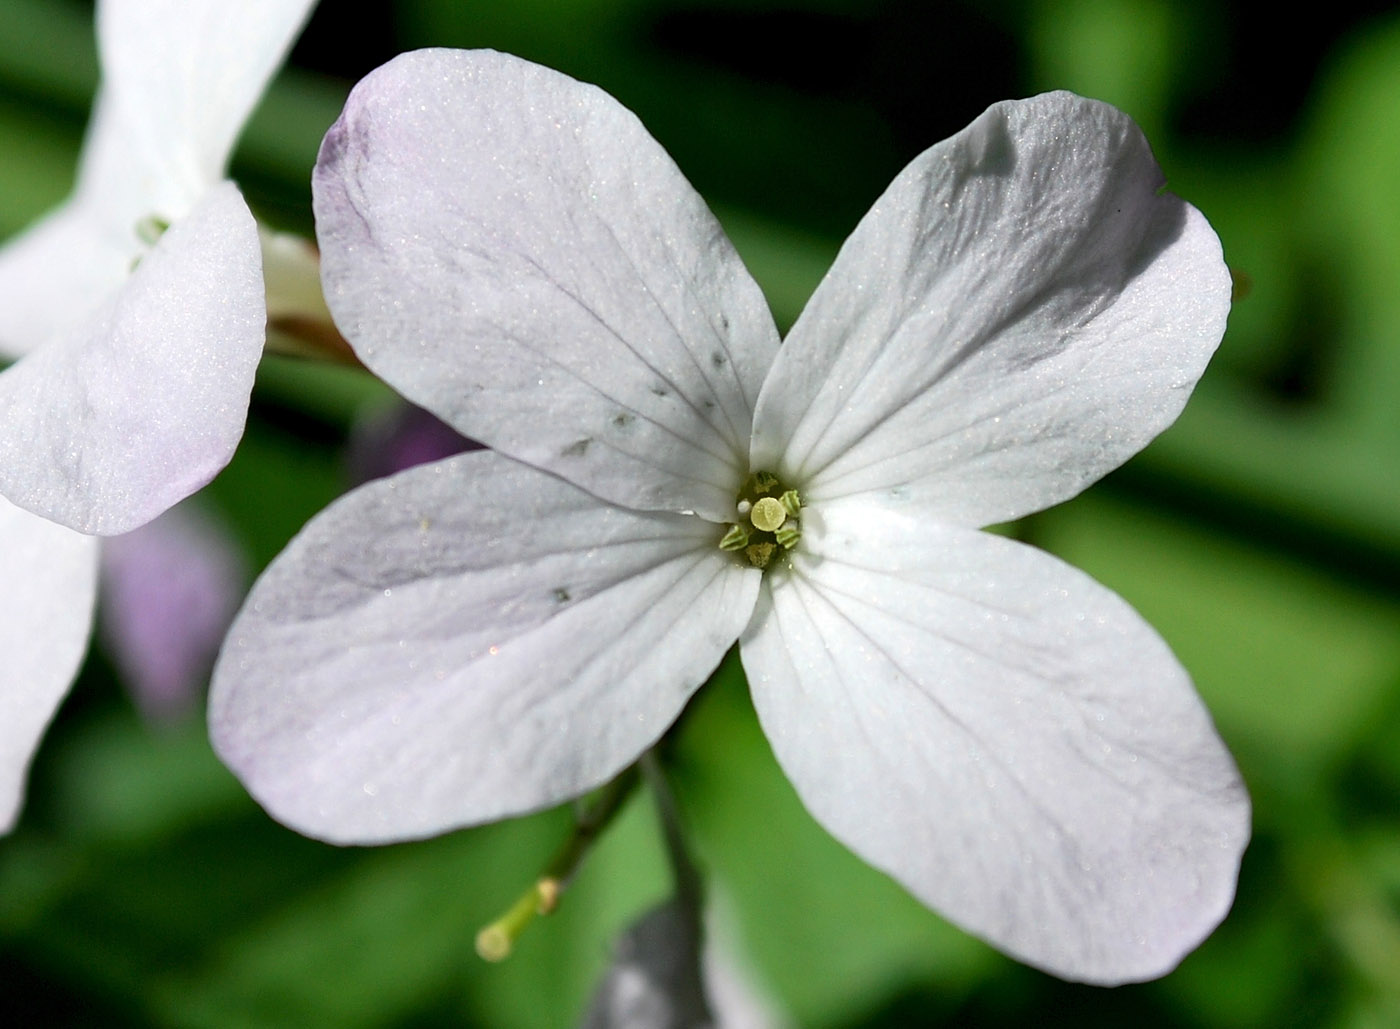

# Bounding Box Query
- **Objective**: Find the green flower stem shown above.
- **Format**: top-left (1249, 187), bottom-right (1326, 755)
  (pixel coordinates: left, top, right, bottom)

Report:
top-left (639, 750), bottom-right (702, 910)
top-left (639, 750), bottom-right (715, 1027)
top-left (474, 766), bottom-right (640, 961)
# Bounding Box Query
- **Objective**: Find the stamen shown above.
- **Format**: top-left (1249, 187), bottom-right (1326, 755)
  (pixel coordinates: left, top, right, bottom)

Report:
top-left (719, 470), bottom-right (803, 568)
top-left (719, 524), bottom-right (749, 551)
top-left (746, 541), bottom-right (776, 568)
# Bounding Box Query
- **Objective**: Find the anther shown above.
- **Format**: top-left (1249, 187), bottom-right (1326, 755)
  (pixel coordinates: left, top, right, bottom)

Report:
top-left (719, 524), bottom-right (749, 551)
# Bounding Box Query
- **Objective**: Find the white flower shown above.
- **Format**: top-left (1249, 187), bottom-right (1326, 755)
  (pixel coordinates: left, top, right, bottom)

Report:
top-left (0, 0), bottom-right (316, 535)
top-left (210, 49), bottom-right (1251, 984)
top-left (0, 0), bottom-right (313, 832)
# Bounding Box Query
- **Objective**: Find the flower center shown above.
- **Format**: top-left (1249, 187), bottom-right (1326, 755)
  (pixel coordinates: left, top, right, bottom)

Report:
top-left (718, 470), bottom-right (802, 569)
top-left (135, 214), bottom-right (171, 247)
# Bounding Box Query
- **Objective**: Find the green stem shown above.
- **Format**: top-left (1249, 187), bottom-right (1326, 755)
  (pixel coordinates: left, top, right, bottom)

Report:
top-left (639, 751), bottom-right (702, 912)
top-left (639, 751), bottom-right (715, 1026)
top-left (474, 767), bottom-right (640, 961)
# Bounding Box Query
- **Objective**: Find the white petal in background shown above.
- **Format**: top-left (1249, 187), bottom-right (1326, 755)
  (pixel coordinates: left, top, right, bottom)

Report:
top-left (580, 896), bottom-right (787, 1029)
top-left (740, 501), bottom-right (1249, 984)
top-left (0, 182), bottom-right (264, 535)
top-left (751, 92), bottom-right (1230, 527)
top-left (0, 81), bottom-right (205, 363)
top-left (0, 0), bottom-right (318, 357)
top-left (97, 0), bottom-right (319, 208)
top-left (211, 450), bottom-right (759, 844)
top-left (0, 191), bottom-right (132, 360)
top-left (314, 49), bottom-right (780, 522)
top-left (0, 498), bottom-right (99, 833)
top-left (580, 899), bottom-right (712, 1029)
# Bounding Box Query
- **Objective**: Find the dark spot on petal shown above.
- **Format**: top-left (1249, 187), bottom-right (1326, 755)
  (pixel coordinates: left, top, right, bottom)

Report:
top-left (702, 398), bottom-right (716, 410)
top-left (611, 412), bottom-right (635, 429)
top-left (651, 385), bottom-right (669, 397)
top-left (720, 314), bottom-right (730, 332)
top-left (711, 351), bottom-right (727, 368)
top-left (562, 438), bottom-right (591, 457)
top-left (553, 587), bottom-right (570, 603)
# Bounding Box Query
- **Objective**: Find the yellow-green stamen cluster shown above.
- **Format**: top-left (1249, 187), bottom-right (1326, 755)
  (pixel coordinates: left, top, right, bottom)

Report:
top-left (719, 471), bottom-right (802, 569)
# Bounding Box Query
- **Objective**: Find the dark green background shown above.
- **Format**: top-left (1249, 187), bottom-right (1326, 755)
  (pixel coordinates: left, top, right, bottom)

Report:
top-left (3, 0), bottom-right (1399, 1024)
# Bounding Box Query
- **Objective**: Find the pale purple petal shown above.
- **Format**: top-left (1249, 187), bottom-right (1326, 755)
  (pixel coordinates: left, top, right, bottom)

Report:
top-left (740, 500), bottom-right (1249, 983)
top-left (1, 498), bottom-right (99, 833)
top-left (0, 181), bottom-right (264, 535)
top-left (210, 450), bottom-right (759, 843)
top-left (98, 0), bottom-right (318, 207)
top-left (313, 49), bottom-right (779, 521)
top-left (750, 92), bottom-right (1229, 526)
top-left (99, 501), bottom-right (246, 723)
top-left (346, 402), bottom-right (478, 485)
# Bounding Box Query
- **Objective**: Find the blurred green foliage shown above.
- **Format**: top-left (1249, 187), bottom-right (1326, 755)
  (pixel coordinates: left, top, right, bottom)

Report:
top-left (3, 0), bottom-right (1400, 1025)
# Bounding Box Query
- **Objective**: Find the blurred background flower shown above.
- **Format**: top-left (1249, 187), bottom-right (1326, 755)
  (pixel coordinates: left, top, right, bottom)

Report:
top-left (97, 502), bottom-right (246, 726)
top-left (2, 0), bottom-right (1399, 1025)
top-left (345, 401), bottom-right (477, 487)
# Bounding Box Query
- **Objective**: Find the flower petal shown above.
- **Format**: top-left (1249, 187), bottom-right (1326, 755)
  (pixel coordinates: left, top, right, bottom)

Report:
top-left (0, 0), bottom-right (313, 356)
top-left (345, 402), bottom-right (478, 486)
top-left (574, 896), bottom-right (784, 1029)
top-left (210, 450), bottom-right (758, 844)
top-left (0, 82), bottom-right (206, 362)
top-left (0, 181), bottom-right (264, 535)
top-left (313, 49), bottom-right (779, 521)
top-left (0, 498), bottom-right (99, 833)
top-left (750, 92), bottom-right (1230, 526)
top-left (97, 0), bottom-right (318, 207)
top-left (580, 893), bottom-right (785, 1029)
top-left (0, 193), bottom-right (130, 360)
top-left (99, 500), bottom-right (246, 723)
top-left (580, 898), bottom-right (710, 1029)
top-left (740, 502), bottom-right (1249, 983)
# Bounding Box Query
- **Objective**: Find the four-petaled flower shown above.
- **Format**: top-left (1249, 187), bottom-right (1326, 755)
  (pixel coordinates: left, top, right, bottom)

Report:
top-left (0, 0), bottom-right (314, 831)
top-left (211, 49), bottom-right (1250, 983)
